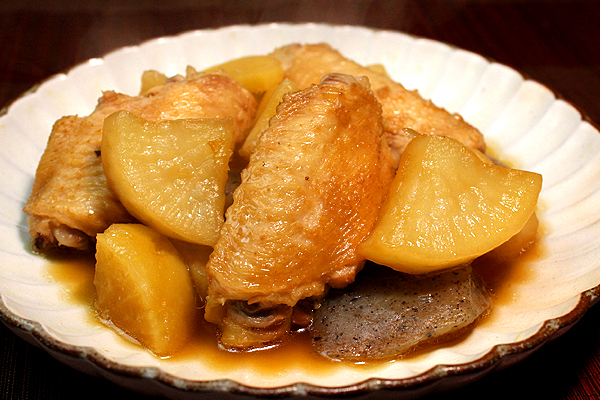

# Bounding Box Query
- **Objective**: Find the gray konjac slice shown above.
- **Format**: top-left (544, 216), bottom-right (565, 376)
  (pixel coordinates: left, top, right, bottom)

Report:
top-left (311, 264), bottom-right (492, 361)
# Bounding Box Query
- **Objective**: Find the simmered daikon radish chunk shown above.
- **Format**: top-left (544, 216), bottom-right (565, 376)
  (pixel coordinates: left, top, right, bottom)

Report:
top-left (139, 70), bottom-right (167, 94)
top-left (202, 55), bottom-right (284, 95)
top-left (359, 135), bottom-right (542, 274)
top-left (239, 78), bottom-right (298, 159)
top-left (94, 224), bottom-right (197, 357)
top-left (101, 111), bottom-right (233, 246)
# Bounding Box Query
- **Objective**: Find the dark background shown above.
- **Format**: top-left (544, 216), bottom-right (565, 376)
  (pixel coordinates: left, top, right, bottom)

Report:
top-left (1, 1), bottom-right (600, 399)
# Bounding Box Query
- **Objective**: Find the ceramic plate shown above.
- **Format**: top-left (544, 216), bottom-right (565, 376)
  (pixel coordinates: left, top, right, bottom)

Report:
top-left (1, 23), bottom-right (600, 399)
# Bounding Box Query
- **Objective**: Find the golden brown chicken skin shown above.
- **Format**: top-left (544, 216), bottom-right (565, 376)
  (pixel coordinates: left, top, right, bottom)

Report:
top-left (204, 74), bottom-right (397, 342)
top-left (24, 73), bottom-right (257, 251)
top-left (271, 43), bottom-right (485, 161)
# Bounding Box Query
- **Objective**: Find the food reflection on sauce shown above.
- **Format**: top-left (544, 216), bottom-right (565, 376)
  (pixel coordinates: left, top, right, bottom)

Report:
top-left (42, 238), bottom-right (543, 374)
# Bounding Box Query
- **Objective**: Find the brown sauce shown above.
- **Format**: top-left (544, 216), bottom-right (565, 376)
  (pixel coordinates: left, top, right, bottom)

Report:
top-left (43, 251), bottom-right (380, 374)
top-left (43, 238), bottom-right (542, 374)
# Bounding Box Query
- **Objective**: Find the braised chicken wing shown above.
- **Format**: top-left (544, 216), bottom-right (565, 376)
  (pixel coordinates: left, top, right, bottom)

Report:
top-left (24, 73), bottom-right (256, 251)
top-left (204, 73), bottom-right (396, 347)
top-left (271, 43), bottom-right (485, 161)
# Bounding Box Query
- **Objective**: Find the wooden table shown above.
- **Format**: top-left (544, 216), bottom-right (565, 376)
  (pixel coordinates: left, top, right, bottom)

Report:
top-left (1, 1), bottom-right (599, 399)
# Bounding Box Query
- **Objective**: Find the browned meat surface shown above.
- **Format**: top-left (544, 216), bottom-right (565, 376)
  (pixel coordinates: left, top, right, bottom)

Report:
top-left (311, 264), bottom-right (492, 361)
top-left (24, 73), bottom-right (257, 251)
top-left (204, 73), bottom-right (396, 348)
top-left (271, 43), bottom-right (486, 162)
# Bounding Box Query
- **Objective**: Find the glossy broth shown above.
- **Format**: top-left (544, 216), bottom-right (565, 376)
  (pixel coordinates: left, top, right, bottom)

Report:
top-left (42, 239), bottom-right (541, 373)
top-left (43, 251), bottom-right (352, 374)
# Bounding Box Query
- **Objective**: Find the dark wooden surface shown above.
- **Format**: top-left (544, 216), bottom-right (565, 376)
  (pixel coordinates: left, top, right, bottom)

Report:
top-left (2, 1), bottom-right (600, 399)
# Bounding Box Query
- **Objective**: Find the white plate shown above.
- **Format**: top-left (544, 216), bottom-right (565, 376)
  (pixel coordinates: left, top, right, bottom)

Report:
top-left (1, 23), bottom-right (600, 399)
